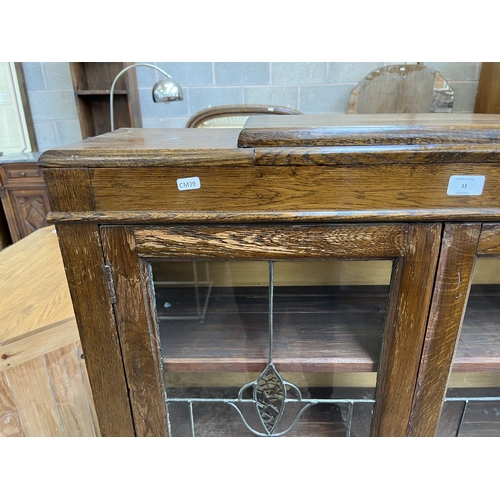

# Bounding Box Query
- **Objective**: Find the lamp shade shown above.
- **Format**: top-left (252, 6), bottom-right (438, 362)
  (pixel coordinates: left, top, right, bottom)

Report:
top-left (110, 63), bottom-right (183, 131)
top-left (153, 78), bottom-right (183, 103)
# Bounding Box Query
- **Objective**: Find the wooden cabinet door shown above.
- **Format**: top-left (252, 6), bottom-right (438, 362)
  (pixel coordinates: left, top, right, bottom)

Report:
top-left (410, 223), bottom-right (500, 436)
top-left (99, 222), bottom-right (441, 437)
top-left (8, 189), bottom-right (50, 240)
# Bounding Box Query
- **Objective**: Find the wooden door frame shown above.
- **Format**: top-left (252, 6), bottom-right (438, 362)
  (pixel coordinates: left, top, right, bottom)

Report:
top-left (99, 222), bottom-right (441, 437)
top-left (409, 223), bottom-right (500, 436)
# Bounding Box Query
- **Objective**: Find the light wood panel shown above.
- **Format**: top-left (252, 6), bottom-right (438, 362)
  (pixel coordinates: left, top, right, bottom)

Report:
top-left (0, 372), bottom-right (24, 437)
top-left (0, 224), bottom-right (100, 436)
top-left (0, 318), bottom-right (79, 372)
top-left (6, 357), bottom-right (63, 436)
top-left (77, 342), bottom-right (100, 436)
top-left (1, 341), bottom-right (100, 437)
top-left (0, 226), bottom-right (74, 345)
top-left (45, 344), bottom-right (96, 437)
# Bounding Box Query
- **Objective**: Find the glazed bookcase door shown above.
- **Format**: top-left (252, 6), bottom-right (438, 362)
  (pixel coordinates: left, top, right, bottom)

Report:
top-left (409, 223), bottom-right (500, 437)
top-left (101, 223), bottom-right (441, 437)
top-left (413, 224), bottom-right (500, 436)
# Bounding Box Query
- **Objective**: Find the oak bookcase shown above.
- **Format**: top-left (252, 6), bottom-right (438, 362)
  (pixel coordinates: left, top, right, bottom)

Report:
top-left (40, 114), bottom-right (500, 437)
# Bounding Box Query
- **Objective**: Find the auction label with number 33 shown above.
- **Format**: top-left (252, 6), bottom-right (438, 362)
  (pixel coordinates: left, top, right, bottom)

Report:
top-left (447, 175), bottom-right (485, 196)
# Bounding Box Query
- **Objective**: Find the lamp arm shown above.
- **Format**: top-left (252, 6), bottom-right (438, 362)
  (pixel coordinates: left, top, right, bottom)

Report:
top-left (110, 63), bottom-right (173, 132)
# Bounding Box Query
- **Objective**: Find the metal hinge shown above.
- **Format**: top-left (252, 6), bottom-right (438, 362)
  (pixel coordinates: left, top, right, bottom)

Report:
top-left (104, 265), bottom-right (117, 304)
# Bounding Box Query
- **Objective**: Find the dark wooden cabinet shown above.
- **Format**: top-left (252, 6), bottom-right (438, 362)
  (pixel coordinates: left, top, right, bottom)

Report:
top-left (70, 62), bottom-right (142, 139)
top-left (0, 158), bottom-right (50, 243)
top-left (40, 115), bottom-right (500, 437)
top-left (475, 62), bottom-right (500, 114)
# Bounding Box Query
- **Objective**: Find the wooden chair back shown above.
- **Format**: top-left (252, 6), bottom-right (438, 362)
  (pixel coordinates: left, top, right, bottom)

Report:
top-left (186, 104), bottom-right (302, 128)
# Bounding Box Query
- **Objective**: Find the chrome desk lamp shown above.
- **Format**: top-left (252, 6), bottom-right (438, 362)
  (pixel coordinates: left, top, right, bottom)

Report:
top-left (109, 63), bottom-right (183, 131)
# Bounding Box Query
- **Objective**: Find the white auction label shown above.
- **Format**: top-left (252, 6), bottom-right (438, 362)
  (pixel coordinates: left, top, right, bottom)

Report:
top-left (177, 176), bottom-right (201, 191)
top-left (447, 175), bottom-right (485, 196)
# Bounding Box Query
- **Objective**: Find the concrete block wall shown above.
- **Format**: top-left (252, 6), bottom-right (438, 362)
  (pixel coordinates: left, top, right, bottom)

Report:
top-left (22, 62), bottom-right (82, 152)
top-left (22, 62), bottom-right (482, 152)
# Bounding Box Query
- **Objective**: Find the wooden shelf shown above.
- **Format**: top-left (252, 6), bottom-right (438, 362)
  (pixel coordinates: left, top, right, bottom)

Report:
top-left (158, 285), bottom-right (388, 373)
top-left (452, 286), bottom-right (500, 372)
top-left (158, 284), bottom-right (500, 375)
top-left (76, 90), bottom-right (127, 96)
top-left (69, 62), bottom-right (142, 139)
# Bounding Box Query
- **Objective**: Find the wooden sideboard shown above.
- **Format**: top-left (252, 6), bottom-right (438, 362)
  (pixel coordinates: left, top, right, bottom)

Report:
top-left (39, 114), bottom-right (500, 437)
top-left (0, 153), bottom-right (50, 245)
top-left (0, 225), bottom-right (99, 436)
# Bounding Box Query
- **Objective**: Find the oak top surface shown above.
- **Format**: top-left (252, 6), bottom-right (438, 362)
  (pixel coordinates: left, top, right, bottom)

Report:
top-left (53, 127), bottom-right (241, 151)
top-left (39, 114), bottom-right (500, 167)
top-left (239, 114), bottom-right (500, 147)
top-left (244, 113), bottom-right (500, 128)
top-left (0, 226), bottom-right (74, 343)
top-left (39, 127), bottom-right (250, 167)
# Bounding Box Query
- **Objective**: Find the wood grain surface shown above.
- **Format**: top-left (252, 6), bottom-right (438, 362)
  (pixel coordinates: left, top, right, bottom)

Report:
top-left (38, 116), bottom-right (500, 437)
top-left (6, 356), bottom-right (63, 436)
top-left (474, 62), bottom-right (500, 114)
top-left (77, 341), bottom-right (101, 436)
top-left (238, 114), bottom-right (500, 147)
top-left (101, 226), bottom-right (169, 437)
top-left (55, 223), bottom-right (135, 436)
top-left (0, 372), bottom-right (24, 437)
top-left (47, 209), bottom-right (500, 225)
top-left (372, 223), bottom-right (441, 436)
top-left (45, 343), bottom-right (96, 437)
top-left (0, 225), bottom-right (74, 345)
top-left (39, 128), bottom-right (251, 168)
top-left (254, 144), bottom-right (500, 166)
top-left (477, 224), bottom-right (500, 255)
top-left (88, 164), bottom-right (500, 216)
top-left (186, 104), bottom-right (302, 129)
top-left (42, 168), bottom-right (94, 213)
top-left (135, 224), bottom-right (407, 260)
top-left (347, 64), bottom-right (449, 114)
top-left (158, 285), bottom-right (388, 373)
top-left (0, 318), bottom-right (79, 372)
top-left (408, 224), bottom-right (481, 436)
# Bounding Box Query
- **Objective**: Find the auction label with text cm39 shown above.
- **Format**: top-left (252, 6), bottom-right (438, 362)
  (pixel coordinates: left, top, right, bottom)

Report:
top-left (177, 176), bottom-right (201, 191)
top-left (447, 175), bottom-right (485, 196)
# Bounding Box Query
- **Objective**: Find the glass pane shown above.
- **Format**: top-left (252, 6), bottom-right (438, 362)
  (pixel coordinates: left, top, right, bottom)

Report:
top-left (438, 256), bottom-right (500, 437)
top-left (151, 260), bottom-right (392, 437)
